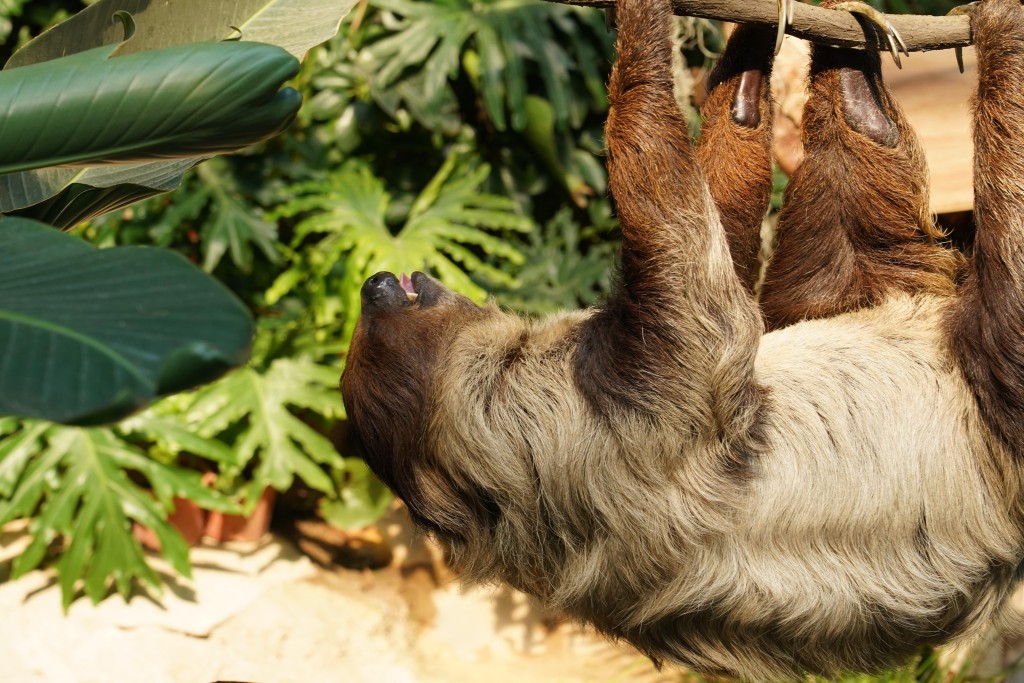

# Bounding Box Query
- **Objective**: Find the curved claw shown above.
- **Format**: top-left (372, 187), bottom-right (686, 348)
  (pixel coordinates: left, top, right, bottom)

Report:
top-left (831, 1), bottom-right (909, 69)
top-left (775, 0), bottom-right (797, 55)
top-left (947, 3), bottom-right (979, 74)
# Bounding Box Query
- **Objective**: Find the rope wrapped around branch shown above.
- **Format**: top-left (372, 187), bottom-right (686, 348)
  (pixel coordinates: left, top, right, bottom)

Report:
top-left (551, 0), bottom-right (973, 52)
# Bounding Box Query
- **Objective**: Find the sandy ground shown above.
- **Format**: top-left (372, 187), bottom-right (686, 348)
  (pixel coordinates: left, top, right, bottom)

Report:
top-left (0, 514), bottom-right (679, 683)
top-left (3, 507), bottom-right (1024, 683)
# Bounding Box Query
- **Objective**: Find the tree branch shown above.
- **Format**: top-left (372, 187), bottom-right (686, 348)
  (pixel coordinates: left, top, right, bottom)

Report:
top-left (554, 0), bottom-right (972, 53)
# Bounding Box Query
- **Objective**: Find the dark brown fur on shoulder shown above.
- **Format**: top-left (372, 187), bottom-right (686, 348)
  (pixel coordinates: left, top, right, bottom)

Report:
top-left (760, 0), bottom-right (959, 329)
top-left (341, 0), bottom-right (1024, 680)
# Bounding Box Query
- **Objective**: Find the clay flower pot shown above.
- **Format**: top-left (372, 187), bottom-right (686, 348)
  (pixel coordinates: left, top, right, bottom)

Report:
top-left (203, 487), bottom-right (277, 543)
top-left (132, 496), bottom-right (207, 550)
top-left (134, 474), bottom-right (277, 550)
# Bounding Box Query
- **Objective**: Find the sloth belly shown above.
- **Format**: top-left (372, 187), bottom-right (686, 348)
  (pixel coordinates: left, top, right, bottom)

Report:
top-left (711, 293), bottom-right (1024, 669)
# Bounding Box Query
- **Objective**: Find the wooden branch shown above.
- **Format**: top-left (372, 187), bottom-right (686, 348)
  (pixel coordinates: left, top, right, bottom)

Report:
top-left (554, 0), bottom-right (973, 52)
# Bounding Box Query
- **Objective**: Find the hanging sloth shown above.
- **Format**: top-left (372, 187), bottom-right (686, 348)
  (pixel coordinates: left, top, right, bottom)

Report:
top-left (341, 0), bottom-right (1024, 678)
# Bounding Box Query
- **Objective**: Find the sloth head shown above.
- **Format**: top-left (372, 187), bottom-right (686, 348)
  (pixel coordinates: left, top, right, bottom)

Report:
top-left (341, 271), bottom-right (492, 536)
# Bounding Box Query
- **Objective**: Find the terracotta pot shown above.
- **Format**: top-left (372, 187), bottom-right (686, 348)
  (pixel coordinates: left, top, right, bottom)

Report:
top-left (203, 487), bottom-right (277, 543)
top-left (135, 473), bottom-right (277, 549)
top-left (133, 496), bottom-right (207, 550)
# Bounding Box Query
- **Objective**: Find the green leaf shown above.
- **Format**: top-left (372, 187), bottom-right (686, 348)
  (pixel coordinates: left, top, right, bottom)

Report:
top-left (118, 411), bottom-right (239, 468)
top-left (0, 41), bottom-right (301, 176)
top-left (184, 358), bottom-right (346, 497)
top-left (0, 423), bottom-right (237, 609)
top-left (486, 207), bottom-right (615, 315)
top-left (6, 0), bottom-right (354, 67)
top-left (0, 0), bottom-right (359, 223)
top-left (320, 459), bottom-right (392, 530)
top-left (0, 217), bottom-right (254, 425)
top-left (276, 155), bottom-right (531, 340)
top-left (0, 420), bottom-right (47, 497)
top-left (194, 163), bottom-right (281, 273)
top-left (366, 0), bottom-right (611, 133)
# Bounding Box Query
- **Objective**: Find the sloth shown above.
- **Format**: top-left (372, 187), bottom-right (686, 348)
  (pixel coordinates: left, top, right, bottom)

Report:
top-left (342, 0), bottom-right (1024, 678)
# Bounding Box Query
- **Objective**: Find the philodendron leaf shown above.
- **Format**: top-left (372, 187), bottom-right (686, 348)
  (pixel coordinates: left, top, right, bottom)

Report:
top-left (0, 217), bottom-right (254, 425)
top-left (0, 41), bottom-right (301, 176)
top-left (0, 422), bottom-right (240, 610)
top-left (0, 0), bottom-right (359, 226)
top-left (184, 358), bottom-right (346, 501)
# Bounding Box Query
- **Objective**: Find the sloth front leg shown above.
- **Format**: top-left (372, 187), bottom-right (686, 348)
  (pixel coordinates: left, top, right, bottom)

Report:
top-left (696, 24), bottom-right (777, 293)
top-left (582, 0), bottom-right (763, 437)
top-left (759, 0), bottom-right (957, 331)
top-left (949, 0), bottom-right (1024, 455)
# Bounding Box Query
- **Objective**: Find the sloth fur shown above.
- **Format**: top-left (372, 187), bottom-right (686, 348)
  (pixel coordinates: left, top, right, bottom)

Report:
top-left (342, 0), bottom-right (1024, 678)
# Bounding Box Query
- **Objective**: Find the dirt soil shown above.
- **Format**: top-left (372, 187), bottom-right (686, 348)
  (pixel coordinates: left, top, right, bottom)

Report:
top-left (0, 512), bottom-right (679, 683)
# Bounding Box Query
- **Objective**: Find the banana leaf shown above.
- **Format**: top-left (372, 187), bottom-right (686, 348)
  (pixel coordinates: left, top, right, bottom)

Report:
top-left (0, 217), bottom-right (254, 424)
top-left (0, 41), bottom-right (301, 175)
top-left (0, 0), bottom-right (359, 227)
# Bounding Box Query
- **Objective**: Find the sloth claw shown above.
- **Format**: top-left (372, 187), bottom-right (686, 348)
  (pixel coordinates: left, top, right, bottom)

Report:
top-left (947, 2), bottom-right (979, 74)
top-left (831, 1), bottom-right (910, 68)
top-left (775, 0), bottom-right (797, 55)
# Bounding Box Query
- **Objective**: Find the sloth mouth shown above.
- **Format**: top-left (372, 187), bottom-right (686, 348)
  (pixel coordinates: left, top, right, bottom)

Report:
top-left (400, 273), bottom-right (418, 303)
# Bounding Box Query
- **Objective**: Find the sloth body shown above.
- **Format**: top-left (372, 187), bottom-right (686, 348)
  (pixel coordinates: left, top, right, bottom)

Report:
top-left (343, 0), bottom-right (1024, 678)
top-left (424, 291), bottom-right (1015, 677)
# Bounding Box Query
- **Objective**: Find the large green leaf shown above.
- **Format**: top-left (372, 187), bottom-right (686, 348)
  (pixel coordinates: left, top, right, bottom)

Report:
top-left (270, 154), bottom-right (532, 341)
top-left (319, 458), bottom-right (393, 530)
top-left (184, 358), bottom-right (346, 502)
top-left (0, 0), bottom-right (359, 225)
top-left (0, 41), bottom-right (301, 175)
top-left (0, 217), bottom-right (254, 424)
top-left (5, 0), bottom-right (351, 67)
top-left (0, 422), bottom-right (239, 610)
top-left (368, 0), bottom-right (610, 133)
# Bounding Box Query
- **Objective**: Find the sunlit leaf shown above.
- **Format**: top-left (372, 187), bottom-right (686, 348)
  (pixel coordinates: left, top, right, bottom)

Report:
top-left (0, 41), bottom-right (301, 176)
top-left (0, 0), bottom-right (359, 223)
top-left (274, 153), bottom-right (532, 340)
top-left (0, 422), bottom-right (238, 610)
top-left (184, 358), bottom-right (346, 500)
top-left (319, 459), bottom-right (392, 530)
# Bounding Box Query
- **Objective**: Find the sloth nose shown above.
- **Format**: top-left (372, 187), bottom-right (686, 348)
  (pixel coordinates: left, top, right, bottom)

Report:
top-left (361, 272), bottom-right (409, 313)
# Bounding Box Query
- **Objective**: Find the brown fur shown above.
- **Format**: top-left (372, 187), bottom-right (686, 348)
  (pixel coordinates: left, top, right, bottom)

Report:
top-left (342, 0), bottom-right (1024, 679)
top-left (948, 0), bottom-right (1024, 461)
top-left (696, 24), bottom-right (777, 292)
top-left (760, 0), bottom-right (959, 330)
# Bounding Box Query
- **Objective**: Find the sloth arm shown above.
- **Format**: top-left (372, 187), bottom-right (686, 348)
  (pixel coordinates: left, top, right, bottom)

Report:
top-left (949, 0), bottom-right (1024, 454)
top-left (578, 0), bottom-right (764, 438)
top-left (695, 24), bottom-right (777, 293)
top-left (760, 0), bottom-right (957, 331)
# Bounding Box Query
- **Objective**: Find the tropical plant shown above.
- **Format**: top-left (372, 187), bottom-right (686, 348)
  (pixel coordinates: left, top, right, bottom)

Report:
top-left (271, 152), bottom-right (533, 340)
top-left (0, 0), bottom-right (356, 605)
top-left (179, 358), bottom-right (347, 506)
top-left (0, 0), bottom-right (627, 608)
top-left (486, 207), bottom-right (615, 315)
top-left (0, 0), bottom-right (357, 423)
top-left (0, 416), bottom-right (240, 609)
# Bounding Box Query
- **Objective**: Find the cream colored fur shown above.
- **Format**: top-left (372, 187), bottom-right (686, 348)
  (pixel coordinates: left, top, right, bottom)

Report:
top-left (424, 295), bottom-right (1021, 679)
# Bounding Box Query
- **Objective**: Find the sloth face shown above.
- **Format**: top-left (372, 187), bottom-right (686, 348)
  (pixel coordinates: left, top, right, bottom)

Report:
top-left (341, 271), bottom-right (489, 532)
